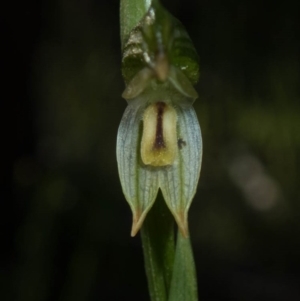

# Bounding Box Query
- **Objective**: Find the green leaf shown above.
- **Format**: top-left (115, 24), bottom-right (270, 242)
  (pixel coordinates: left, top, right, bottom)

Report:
top-left (168, 232), bottom-right (198, 301)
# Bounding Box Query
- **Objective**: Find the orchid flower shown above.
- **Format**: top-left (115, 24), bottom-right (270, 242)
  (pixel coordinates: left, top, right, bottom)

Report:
top-left (117, 1), bottom-right (202, 237)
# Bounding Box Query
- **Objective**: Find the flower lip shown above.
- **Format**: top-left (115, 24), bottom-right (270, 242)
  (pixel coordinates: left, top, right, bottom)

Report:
top-left (141, 101), bottom-right (178, 167)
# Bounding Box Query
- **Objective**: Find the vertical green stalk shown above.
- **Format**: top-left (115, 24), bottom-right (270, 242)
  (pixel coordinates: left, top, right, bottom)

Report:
top-left (141, 194), bottom-right (175, 301)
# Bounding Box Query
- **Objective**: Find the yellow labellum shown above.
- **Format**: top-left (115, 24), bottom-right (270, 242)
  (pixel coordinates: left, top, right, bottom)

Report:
top-left (141, 102), bottom-right (177, 166)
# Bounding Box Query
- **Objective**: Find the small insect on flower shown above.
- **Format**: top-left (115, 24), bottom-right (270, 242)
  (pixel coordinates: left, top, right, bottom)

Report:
top-left (178, 138), bottom-right (187, 150)
top-left (117, 1), bottom-right (202, 237)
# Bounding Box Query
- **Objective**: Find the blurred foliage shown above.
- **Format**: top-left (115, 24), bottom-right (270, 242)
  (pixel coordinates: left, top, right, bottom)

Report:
top-left (3, 0), bottom-right (300, 300)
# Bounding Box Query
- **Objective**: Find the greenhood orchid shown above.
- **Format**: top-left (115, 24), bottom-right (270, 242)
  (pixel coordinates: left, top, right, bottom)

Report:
top-left (117, 1), bottom-right (202, 237)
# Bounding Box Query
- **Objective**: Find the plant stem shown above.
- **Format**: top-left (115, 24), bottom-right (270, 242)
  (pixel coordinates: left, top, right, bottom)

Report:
top-left (141, 194), bottom-right (175, 301)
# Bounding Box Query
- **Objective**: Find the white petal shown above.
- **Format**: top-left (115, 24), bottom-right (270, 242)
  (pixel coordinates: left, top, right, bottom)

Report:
top-left (117, 102), bottom-right (160, 236)
top-left (159, 105), bottom-right (202, 236)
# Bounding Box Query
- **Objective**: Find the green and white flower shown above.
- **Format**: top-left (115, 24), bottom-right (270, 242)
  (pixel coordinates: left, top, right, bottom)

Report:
top-left (117, 1), bottom-right (202, 237)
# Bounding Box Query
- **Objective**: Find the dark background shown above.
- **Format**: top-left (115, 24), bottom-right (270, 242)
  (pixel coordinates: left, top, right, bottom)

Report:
top-left (2, 0), bottom-right (300, 300)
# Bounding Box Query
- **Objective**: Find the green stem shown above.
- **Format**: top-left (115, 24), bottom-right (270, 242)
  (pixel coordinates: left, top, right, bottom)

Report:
top-left (141, 194), bottom-right (175, 301)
